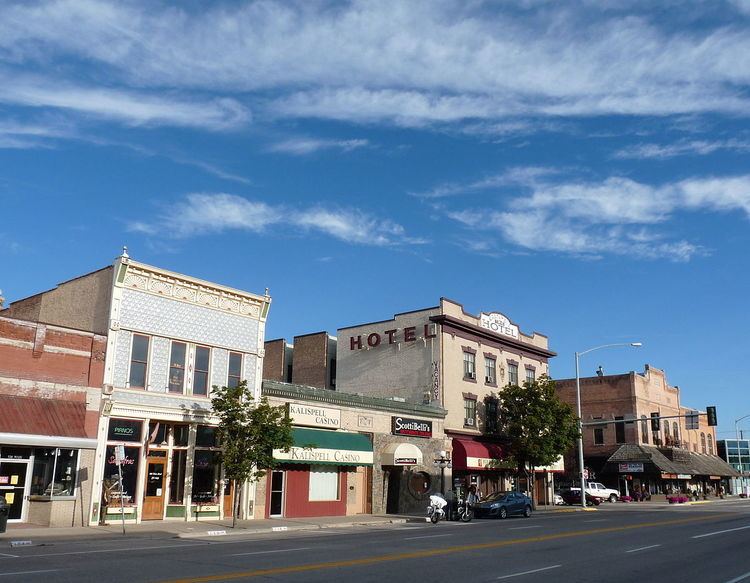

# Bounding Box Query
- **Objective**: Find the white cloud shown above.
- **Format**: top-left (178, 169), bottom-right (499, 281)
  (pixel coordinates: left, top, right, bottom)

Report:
top-left (414, 166), bottom-right (561, 199)
top-left (2, 1), bottom-right (750, 127)
top-left (437, 172), bottom-right (750, 261)
top-left (613, 139), bottom-right (750, 159)
top-left (129, 192), bottom-right (424, 247)
top-left (269, 137), bottom-right (369, 155)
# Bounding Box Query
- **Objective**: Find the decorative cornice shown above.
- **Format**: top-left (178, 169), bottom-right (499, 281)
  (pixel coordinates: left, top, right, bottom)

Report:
top-left (262, 380), bottom-right (447, 418)
top-left (118, 260), bottom-right (270, 321)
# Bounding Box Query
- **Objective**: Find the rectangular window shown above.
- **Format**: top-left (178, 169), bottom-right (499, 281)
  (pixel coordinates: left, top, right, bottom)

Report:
top-left (129, 334), bottom-right (150, 389)
top-left (169, 449), bottom-right (187, 504)
top-left (463, 352), bottom-right (476, 379)
top-left (168, 341), bottom-right (187, 393)
top-left (192, 450), bottom-right (220, 503)
top-left (30, 448), bottom-right (78, 497)
top-left (615, 416), bottom-right (625, 443)
top-left (526, 368), bottom-right (535, 384)
top-left (173, 424), bottom-right (190, 447)
top-left (464, 398), bottom-right (477, 427)
top-left (594, 428), bottom-right (604, 445)
top-left (308, 466), bottom-right (339, 501)
top-left (508, 363), bottom-right (518, 385)
top-left (485, 397), bottom-right (498, 434)
top-left (484, 357), bottom-right (496, 384)
top-left (193, 346), bottom-right (210, 396)
top-left (196, 425), bottom-right (218, 448)
top-left (641, 416), bottom-right (649, 444)
top-left (104, 445), bottom-right (140, 505)
top-left (228, 352), bottom-right (243, 388)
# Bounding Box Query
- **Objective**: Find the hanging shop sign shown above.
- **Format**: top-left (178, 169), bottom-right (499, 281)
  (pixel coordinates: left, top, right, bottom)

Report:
top-left (618, 462), bottom-right (644, 473)
top-left (288, 404), bottom-right (341, 429)
top-left (107, 418), bottom-right (143, 442)
top-left (677, 474), bottom-right (692, 479)
top-left (394, 457), bottom-right (418, 465)
top-left (391, 416), bottom-right (432, 438)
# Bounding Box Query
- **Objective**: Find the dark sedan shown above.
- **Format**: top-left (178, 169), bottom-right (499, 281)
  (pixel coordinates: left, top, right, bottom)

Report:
top-left (473, 491), bottom-right (533, 519)
top-left (560, 488), bottom-right (601, 506)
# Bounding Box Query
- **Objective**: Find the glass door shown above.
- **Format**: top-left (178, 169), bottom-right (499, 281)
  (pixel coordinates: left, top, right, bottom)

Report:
top-left (269, 470), bottom-right (284, 517)
top-left (142, 454), bottom-right (167, 520)
top-left (0, 461), bottom-right (30, 521)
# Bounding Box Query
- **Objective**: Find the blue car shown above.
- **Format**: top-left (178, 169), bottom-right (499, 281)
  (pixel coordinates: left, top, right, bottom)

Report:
top-left (473, 491), bottom-right (533, 519)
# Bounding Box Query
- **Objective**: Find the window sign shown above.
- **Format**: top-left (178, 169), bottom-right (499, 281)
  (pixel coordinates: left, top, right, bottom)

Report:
top-left (107, 419), bottom-right (143, 442)
top-left (104, 445), bottom-right (140, 504)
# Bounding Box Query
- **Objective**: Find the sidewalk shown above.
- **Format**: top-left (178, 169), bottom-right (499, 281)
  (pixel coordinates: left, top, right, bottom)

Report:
top-left (0, 514), bottom-right (416, 542)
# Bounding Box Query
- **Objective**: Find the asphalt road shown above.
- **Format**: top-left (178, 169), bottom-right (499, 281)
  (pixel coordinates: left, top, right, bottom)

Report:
top-left (2, 502), bottom-right (750, 582)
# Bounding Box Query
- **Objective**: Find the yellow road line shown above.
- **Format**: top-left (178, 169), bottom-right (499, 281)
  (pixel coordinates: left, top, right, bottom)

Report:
top-left (164, 513), bottom-right (723, 583)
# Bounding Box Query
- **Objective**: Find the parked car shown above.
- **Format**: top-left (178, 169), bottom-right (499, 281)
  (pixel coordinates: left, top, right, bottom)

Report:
top-left (473, 491), bottom-right (533, 519)
top-left (560, 488), bottom-right (601, 506)
top-left (553, 491), bottom-right (565, 506)
top-left (586, 482), bottom-right (620, 502)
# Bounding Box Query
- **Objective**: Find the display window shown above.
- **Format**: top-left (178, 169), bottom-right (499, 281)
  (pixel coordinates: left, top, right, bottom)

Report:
top-left (103, 445), bottom-right (141, 506)
top-left (30, 448), bottom-right (79, 497)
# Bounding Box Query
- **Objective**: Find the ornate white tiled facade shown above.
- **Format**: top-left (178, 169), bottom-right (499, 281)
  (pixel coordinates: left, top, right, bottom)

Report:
top-left (119, 289), bottom-right (260, 352)
top-left (244, 355), bottom-right (257, 392)
top-left (112, 329), bottom-right (132, 388)
top-left (211, 348), bottom-right (229, 390)
top-left (148, 336), bottom-right (170, 393)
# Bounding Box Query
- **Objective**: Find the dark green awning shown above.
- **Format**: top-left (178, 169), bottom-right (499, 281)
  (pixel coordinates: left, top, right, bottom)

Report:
top-left (273, 427), bottom-right (373, 466)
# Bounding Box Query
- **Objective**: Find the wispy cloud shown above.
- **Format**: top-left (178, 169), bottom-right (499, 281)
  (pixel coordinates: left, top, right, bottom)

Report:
top-left (613, 139), bottom-right (750, 159)
top-left (413, 166), bottom-right (561, 199)
top-left (0, 118), bottom-right (76, 149)
top-left (435, 172), bottom-right (750, 261)
top-left (2, 1), bottom-right (750, 128)
top-left (268, 137), bottom-right (369, 156)
top-left (129, 193), bottom-right (426, 247)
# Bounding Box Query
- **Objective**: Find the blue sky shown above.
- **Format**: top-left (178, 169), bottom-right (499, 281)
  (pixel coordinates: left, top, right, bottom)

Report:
top-left (1, 1), bottom-right (749, 439)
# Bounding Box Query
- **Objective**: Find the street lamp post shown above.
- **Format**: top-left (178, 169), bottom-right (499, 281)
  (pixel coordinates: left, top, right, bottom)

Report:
top-left (735, 414), bottom-right (750, 496)
top-left (575, 342), bottom-right (642, 510)
top-left (434, 450), bottom-right (451, 495)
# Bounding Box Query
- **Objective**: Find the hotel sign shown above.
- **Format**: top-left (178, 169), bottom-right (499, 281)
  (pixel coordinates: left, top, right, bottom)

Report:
top-left (392, 416), bottom-right (432, 438)
top-left (479, 312), bottom-right (519, 339)
top-left (288, 404), bottom-right (341, 429)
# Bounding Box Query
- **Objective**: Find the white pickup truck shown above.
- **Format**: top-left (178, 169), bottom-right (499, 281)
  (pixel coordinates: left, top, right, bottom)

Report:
top-left (586, 482), bottom-right (620, 502)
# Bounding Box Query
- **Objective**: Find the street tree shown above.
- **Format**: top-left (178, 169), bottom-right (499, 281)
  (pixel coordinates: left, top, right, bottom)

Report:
top-left (496, 375), bottom-right (579, 508)
top-left (211, 380), bottom-right (294, 527)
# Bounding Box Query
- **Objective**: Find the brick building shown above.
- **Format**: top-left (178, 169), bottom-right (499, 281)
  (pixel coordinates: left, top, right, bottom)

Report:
top-left (555, 365), bottom-right (738, 496)
top-left (0, 315), bottom-right (105, 526)
top-left (264, 332), bottom-right (336, 389)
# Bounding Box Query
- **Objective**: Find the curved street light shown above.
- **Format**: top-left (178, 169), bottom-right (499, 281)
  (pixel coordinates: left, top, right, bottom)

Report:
top-left (575, 342), bottom-right (642, 509)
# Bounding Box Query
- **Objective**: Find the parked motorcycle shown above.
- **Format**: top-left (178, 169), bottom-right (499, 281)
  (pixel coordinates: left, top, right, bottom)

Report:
top-left (427, 494), bottom-right (448, 524)
top-left (456, 497), bottom-right (473, 522)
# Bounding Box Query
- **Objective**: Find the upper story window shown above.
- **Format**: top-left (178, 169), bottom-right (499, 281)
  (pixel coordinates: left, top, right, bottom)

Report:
top-left (464, 398), bottom-right (477, 427)
top-left (484, 396), bottom-right (498, 434)
top-left (663, 420), bottom-right (670, 437)
top-left (228, 352), bottom-right (243, 388)
top-left (672, 422), bottom-right (679, 444)
top-left (193, 346), bottom-right (211, 397)
top-left (484, 357), bottom-right (496, 384)
top-left (701, 432), bottom-right (707, 454)
top-left (129, 334), bottom-right (150, 389)
top-left (168, 341), bottom-right (187, 393)
top-left (507, 363), bottom-right (518, 386)
top-left (707, 434), bottom-right (714, 455)
top-left (615, 416), bottom-right (625, 443)
top-left (525, 367), bottom-right (535, 384)
top-left (641, 415), bottom-right (649, 444)
top-left (594, 427), bottom-right (605, 445)
top-left (463, 352), bottom-right (476, 380)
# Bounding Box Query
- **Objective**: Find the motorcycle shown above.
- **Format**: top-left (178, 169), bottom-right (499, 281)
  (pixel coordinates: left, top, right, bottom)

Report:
top-left (456, 496), bottom-right (473, 522)
top-left (427, 494), bottom-right (447, 524)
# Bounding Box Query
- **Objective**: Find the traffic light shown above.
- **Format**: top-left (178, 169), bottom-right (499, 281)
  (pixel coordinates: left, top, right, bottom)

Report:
top-left (650, 412), bottom-right (660, 431)
top-left (706, 406), bottom-right (718, 427)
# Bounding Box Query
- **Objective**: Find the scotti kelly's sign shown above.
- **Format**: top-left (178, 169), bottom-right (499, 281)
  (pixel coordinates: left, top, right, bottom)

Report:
top-left (349, 324), bottom-right (436, 350)
top-left (391, 416), bottom-right (432, 438)
top-left (288, 403), bottom-right (341, 429)
top-left (479, 312), bottom-right (519, 339)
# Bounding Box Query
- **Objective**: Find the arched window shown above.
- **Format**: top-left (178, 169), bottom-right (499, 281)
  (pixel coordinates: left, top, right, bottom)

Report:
top-left (701, 432), bottom-right (707, 454)
top-left (707, 434), bottom-right (714, 455)
top-left (664, 421), bottom-right (670, 437)
top-left (641, 415), bottom-right (649, 444)
top-left (672, 422), bottom-right (679, 445)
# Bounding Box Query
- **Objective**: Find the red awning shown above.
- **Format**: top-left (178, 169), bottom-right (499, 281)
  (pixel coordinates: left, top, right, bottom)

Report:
top-left (452, 437), bottom-right (507, 470)
top-left (0, 394), bottom-right (91, 438)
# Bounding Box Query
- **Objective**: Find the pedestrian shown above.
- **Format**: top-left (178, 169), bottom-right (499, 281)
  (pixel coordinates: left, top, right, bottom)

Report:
top-left (467, 485), bottom-right (480, 506)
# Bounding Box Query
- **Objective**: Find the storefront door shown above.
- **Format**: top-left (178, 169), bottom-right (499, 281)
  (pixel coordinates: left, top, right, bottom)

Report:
top-left (142, 455), bottom-right (167, 520)
top-left (269, 470), bottom-right (284, 517)
top-left (223, 479), bottom-right (234, 518)
top-left (0, 461), bottom-right (29, 521)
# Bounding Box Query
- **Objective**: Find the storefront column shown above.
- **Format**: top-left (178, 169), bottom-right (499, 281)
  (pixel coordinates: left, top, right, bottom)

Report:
top-left (88, 408), bottom-right (112, 525)
top-left (184, 424), bottom-right (197, 521)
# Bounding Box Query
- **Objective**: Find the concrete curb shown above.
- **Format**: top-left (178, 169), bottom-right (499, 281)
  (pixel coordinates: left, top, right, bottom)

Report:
top-left (176, 518), bottom-right (408, 539)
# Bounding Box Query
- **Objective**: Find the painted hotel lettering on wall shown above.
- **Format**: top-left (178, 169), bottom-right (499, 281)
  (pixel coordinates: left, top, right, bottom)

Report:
top-left (392, 416), bottom-right (433, 438)
top-left (350, 324), bottom-right (436, 350)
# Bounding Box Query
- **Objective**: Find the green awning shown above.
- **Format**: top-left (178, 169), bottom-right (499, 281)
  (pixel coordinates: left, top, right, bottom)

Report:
top-left (273, 427), bottom-right (374, 466)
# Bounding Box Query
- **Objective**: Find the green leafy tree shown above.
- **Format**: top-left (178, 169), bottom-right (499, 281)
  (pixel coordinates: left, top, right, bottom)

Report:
top-left (211, 380), bottom-right (294, 527)
top-left (496, 375), bottom-right (579, 508)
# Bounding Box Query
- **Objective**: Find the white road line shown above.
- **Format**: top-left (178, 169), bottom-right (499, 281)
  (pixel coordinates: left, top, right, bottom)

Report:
top-left (625, 544), bottom-right (661, 553)
top-left (0, 554), bottom-right (18, 559)
top-left (0, 570), bottom-right (60, 577)
top-left (724, 571), bottom-right (750, 583)
top-left (497, 565), bottom-right (562, 580)
top-left (583, 519), bottom-right (606, 523)
top-left (692, 525), bottom-right (750, 539)
top-left (230, 547), bottom-right (311, 557)
top-left (509, 526), bottom-right (541, 530)
top-left (13, 542), bottom-right (206, 558)
top-left (403, 533), bottom-right (452, 540)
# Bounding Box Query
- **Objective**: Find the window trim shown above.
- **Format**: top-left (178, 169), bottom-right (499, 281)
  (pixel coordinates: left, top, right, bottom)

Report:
top-left (463, 396), bottom-right (477, 427)
top-left (463, 351), bottom-right (477, 381)
top-left (168, 340), bottom-right (188, 394)
top-left (484, 356), bottom-right (496, 385)
top-left (227, 351), bottom-right (243, 388)
top-left (192, 345), bottom-right (211, 397)
top-left (128, 333), bottom-right (151, 390)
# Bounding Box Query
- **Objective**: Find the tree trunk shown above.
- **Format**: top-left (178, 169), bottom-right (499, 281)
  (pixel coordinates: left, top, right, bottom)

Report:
top-left (232, 479), bottom-right (239, 529)
top-left (530, 468), bottom-right (537, 510)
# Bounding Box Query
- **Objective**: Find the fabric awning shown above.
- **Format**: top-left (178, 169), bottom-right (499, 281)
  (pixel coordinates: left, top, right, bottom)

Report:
top-left (273, 427), bottom-right (373, 466)
top-left (451, 437), bottom-right (508, 470)
top-left (381, 442), bottom-right (423, 466)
